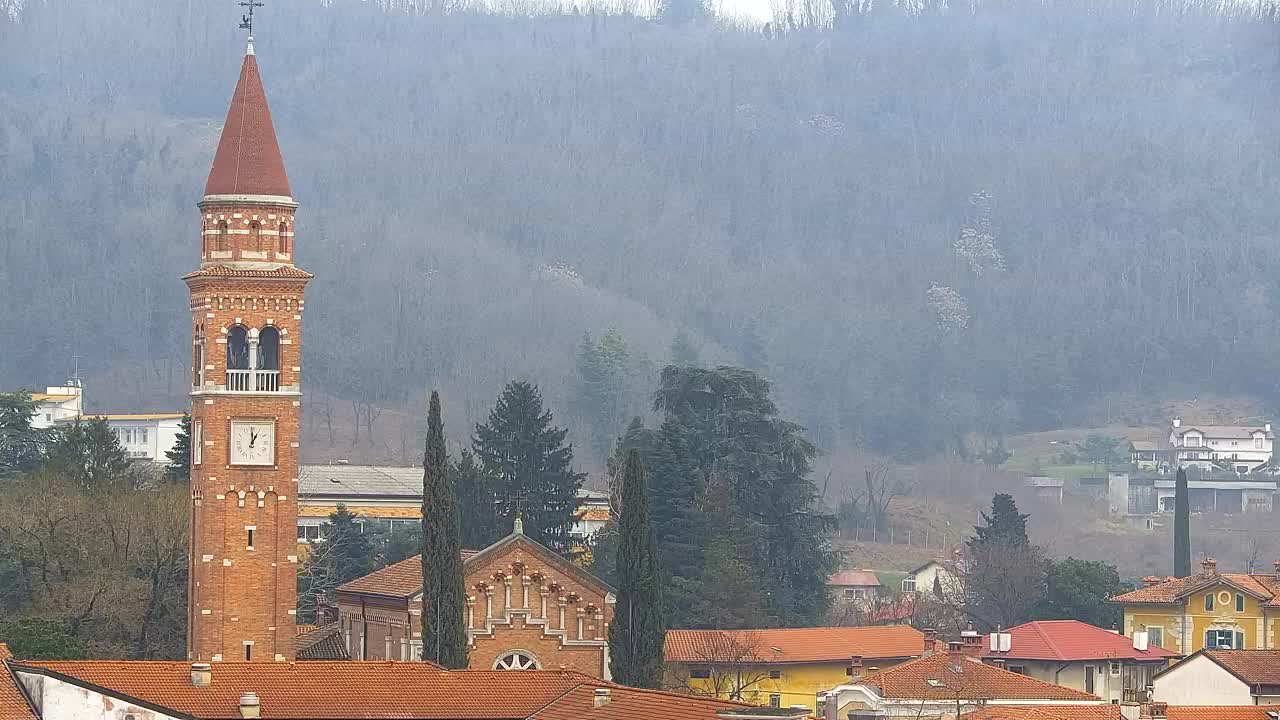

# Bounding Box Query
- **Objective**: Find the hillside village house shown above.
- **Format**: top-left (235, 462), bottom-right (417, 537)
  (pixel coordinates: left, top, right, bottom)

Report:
top-left (818, 641), bottom-right (1103, 718)
top-left (1151, 649), bottom-right (1280, 706)
top-left (1112, 558), bottom-right (1280, 655)
top-left (26, 385), bottom-right (82, 428)
top-left (297, 463), bottom-right (610, 545)
top-left (827, 570), bottom-right (883, 603)
top-left (1168, 419), bottom-right (1273, 473)
top-left (664, 626), bottom-right (929, 713)
top-left (333, 518), bottom-right (615, 677)
top-left (981, 621), bottom-right (1177, 703)
top-left (56, 413), bottom-right (186, 463)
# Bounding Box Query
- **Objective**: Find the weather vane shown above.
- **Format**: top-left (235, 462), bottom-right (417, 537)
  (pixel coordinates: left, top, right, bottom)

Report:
top-left (239, 0), bottom-right (264, 36)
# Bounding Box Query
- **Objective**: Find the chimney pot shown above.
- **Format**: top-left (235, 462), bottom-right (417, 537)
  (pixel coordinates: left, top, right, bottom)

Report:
top-left (1273, 559), bottom-right (1280, 580)
top-left (190, 663), bottom-right (212, 688)
top-left (239, 692), bottom-right (261, 720)
top-left (1142, 576), bottom-right (1162, 587)
top-left (1202, 558), bottom-right (1217, 577)
top-left (593, 688), bottom-right (611, 708)
top-left (1266, 423), bottom-right (1272, 433)
top-left (1173, 418), bottom-right (1181, 428)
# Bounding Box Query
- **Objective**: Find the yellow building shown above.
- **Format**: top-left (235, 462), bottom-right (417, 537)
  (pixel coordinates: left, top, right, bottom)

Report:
top-left (663, 625), bottom-right (929, 713)
top-left (1113, 558), bottom-right (1280, 654)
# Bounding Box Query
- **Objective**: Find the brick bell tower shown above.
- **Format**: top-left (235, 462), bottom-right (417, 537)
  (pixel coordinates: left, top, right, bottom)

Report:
top-left (185, 37), bottom-right (309, 662)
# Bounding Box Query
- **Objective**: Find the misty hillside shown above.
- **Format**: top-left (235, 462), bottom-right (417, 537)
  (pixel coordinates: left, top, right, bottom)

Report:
top-left (2, 0), bottom-right (1280, 461)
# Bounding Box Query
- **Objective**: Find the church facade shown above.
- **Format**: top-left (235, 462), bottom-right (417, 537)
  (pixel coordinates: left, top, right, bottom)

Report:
top-left (185, 39), bottom-right (308, 663)
top-left (335, 521), bottom-right (615, 678)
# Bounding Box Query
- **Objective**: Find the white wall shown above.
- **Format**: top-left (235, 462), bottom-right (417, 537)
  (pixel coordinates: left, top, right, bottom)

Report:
top-left (1152, 654), bottom-right (1253, 706)
top-left (15, 670), bottom-right (185, 720)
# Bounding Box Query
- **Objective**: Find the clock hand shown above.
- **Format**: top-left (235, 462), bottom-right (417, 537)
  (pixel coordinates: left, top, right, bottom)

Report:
top-left (249, 429), bottom-right (257, 447)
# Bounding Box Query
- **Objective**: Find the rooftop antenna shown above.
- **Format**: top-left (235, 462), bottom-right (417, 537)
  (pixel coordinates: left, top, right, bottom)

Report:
top-left (239, 0), bottom-right (264, 51)
top-left (69, 354), bottom-right (83, 388)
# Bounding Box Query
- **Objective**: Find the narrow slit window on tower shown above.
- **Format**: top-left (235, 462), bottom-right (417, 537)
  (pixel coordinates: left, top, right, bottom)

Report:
top-left (250, 221), bottom-right (263, 253)
top-left (278, 222), bottom-right (289, 255)
top-left (216, 221), bottom-right (229, 252)
top-left (245, 645), bottom-right (252, 661)
top-left (247, 528), bottom-right (254, 549)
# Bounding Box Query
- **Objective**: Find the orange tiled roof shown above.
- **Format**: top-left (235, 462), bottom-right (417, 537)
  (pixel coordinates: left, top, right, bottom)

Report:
top-left (12, 660), bottom-right (592, 719)
top-left (295, 624), bottom-right (348, 661)
top-left (1111, 572), bottom-right (1280, 606)
top-left (1199, 649), bottom-right (1280, 685)
top-left (828, 570), bottom-right (882, 587)
top-left (0, 645), bottom-right (37, 720)
top-left (204, 49), bottom-right (291, 197)
top-left (183, 265), bottom-right (313, 280)
top-left (985, 620), bottom-right (1178, 662)
top-left (1164, 707), bottom-right (1280, 720)
top-left (529, 684), bottom-right (748, 720)
top-left (963, 706), bottom-right (1122, 720)
top-left (664, 626), bottom-right (924, 664)
top-left (857, 653), bottom-right (1099, 701)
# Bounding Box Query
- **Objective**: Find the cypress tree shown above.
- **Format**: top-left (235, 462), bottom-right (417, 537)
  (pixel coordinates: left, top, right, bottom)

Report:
top-left (164, 412), bottom-right (192, 482)
top-left (607, 450), bottom-right (666, 688)
top-left (420, 391), bottom-right (468, 668)
top-left (1174, 467), bottom-right (1191, 578)
top-left (452, 448), bottom-right (501, 550)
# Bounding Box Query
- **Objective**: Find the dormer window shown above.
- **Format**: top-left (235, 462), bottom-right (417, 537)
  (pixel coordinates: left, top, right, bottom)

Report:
top-left (1186, 435), bottom-right (1201, 447)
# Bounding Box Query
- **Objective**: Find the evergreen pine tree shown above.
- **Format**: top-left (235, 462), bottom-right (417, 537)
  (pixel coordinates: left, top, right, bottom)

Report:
top-left (323, 505), bottom-right (379, 585)
top-left (590, 418), bottom-right (657, 585)
top-left (648, 419), bottom-right (705, 623)
top-left (608, 450), bottom-right (666, 688)
top-left (420, 391), bottom-right (468, 668)
top-left (0, 390), bottom-right (51, 477)
top-left (669, 328), bottom-right (702, 367)
top-left (45, 417), bottom-right (129, 489)
top-left (452, 448), bottom-right (501, 550)
top-left (164, 413), bottom-right (192, 482)
top-left (970, 493), bottom-right (1030, 548)
top-left (473, 381), bottom-right (584, 555)
top-left (1174, 467), bottom-right (1191, 577)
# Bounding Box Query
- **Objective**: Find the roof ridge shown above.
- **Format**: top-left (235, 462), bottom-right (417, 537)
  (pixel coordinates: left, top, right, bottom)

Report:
top-left (1030, 621), bottom-right (1066, 660)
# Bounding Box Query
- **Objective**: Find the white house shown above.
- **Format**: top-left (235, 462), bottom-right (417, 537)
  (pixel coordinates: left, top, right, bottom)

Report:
top-left (1169, 419), bottom-right (1273, 473)
top-left (902, 558), bottom-right (960, 596)
top-left (55, 413), bottom-right (185, 463)
top-left (26, 385), bottom-right (83, 429)
top-left (1152, 649), bottom-right (1280, 706)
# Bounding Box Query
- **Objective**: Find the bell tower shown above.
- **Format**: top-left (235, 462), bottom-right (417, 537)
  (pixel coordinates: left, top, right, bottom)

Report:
top-left (186, 38), bottom-right (309, 662)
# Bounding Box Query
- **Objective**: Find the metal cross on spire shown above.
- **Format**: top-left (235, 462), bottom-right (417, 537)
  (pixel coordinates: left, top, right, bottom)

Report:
top-left (239, 0), bottom-right (264, 37)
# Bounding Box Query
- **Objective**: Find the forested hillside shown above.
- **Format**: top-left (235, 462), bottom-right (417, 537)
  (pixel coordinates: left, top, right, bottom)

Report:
top-left (3, 0), bottom-right (1279, 460)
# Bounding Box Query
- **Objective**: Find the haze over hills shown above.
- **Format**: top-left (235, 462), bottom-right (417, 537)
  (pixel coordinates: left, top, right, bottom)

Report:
top-left (3, 0), bottom-right (1280, 463)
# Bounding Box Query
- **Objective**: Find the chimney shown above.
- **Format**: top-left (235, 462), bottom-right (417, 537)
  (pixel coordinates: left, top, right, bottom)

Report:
top-left (1173, 418), bottom-right (1181, 428)
top-left (1142, 576), bottom-right (1162, 587)
top-left (1266, 423), bottom-right (1272, 433)
top-left (238, 693), bottom-right (261, 720)
top-left (1273, 559), bottom-right (1280, 581)
top-left (1201, 558), bottom-right (1217, 577)
top-left (848, 654), bottom-right (863, 678)
top-left (1148, 702), bottom-right (1168, 719)
top-left (947, 641), bottom-right (964, 654)
top-left (190, 663), bottom-right (212, 687)
top-left (960, 629), bottom-right (983, 657)
top-left (923, 628), bottom-right (938, 655)
top-left (593, 689), bottom-right (611, 708)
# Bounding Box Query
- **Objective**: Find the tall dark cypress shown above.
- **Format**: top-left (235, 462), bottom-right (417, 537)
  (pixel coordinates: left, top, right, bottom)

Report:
top-left (1174, 467), bottom-right (1191, 578)
top-left (607, 450), bottom-right (666, 688)
top-left (420, 391), bottom-right (468, 668)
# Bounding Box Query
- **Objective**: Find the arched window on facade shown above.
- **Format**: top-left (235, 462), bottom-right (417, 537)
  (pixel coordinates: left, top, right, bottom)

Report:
top-left (493, 650), bottom-right (540, 671)
top-left (249, 221), bottom-right (262, 254)
top-left (226, 325), bottom-right (250, 391)
top-left (278, 222), bottom-right (289, 255)
top-left (192, 324), bottom-right (206, 388)
top-left (256, 326), bottom-right (280, 391)
top-left (216, 221), bottom-right (229, 252)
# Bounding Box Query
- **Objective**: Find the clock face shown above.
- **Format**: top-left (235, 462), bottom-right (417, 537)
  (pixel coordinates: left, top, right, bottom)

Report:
top-left (230, 420), bottom-right (275, 466)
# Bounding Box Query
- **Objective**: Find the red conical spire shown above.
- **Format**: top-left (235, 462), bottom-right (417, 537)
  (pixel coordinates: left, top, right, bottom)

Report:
top-left (204, 42), bottom-right (291, 198)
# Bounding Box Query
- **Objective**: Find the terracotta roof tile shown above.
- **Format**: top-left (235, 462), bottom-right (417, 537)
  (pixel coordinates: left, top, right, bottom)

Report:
top-left (205, 49), bottom-right (291, 197)
top-left (1112, 572), bottom-right (1280, 606)
top-left (857, 653), bottom-right (1099, 702)
top-left (963, 706), bottom-right (1122, 720)
top-left (1164, 707), bottom-right (1280, 720)
top-left (529, 684), bottom-right (748, 720)
top-left (664, 626), bottom-right (924, 664)
top-left (984, 621), bottom-right (1178, 662)
top-left (828, 570), bottom-right (882, 587)
top-left (1201, 650), bottom-right (1280, 685)
top-left (12, 660), bottom-right (594, 719)
top-left (0, 645), bottom-right (38, 720)
top-left (183, 265), bottom-right (313, 280)
top-left (294, 624), bottom-right (348, 661)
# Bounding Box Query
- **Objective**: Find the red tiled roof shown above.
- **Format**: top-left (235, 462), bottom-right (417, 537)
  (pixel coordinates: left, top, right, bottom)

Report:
top-left (294, 624), bottom-right (348, 661)
top-left (828, 570), bottom-right (882, 587)
top-left (12, 660), bottom-right (592, 719)
top-left (857, 653), bottom-right (1099, 702)
top-left (529, 684), bottom-right (747, 720)
top-left (1200, 650), bottom-right (1280, 685)
top-left (1164, 707), bottom-right (1280, 720)
top-left (984, 621), bottom-right (1178, 662)
top-left (183, 265), bottom-right (313, 280)
top-left (205, 48), bottom-right (291, 197)
top-left (664, 626), bottom-right (924, 665)
top-left (963, 706), bottom-right (1122, 720)
top-left (0, 645), bottom-right (37, 720)
top-left (1111, 572), bottom-right (1280, 606)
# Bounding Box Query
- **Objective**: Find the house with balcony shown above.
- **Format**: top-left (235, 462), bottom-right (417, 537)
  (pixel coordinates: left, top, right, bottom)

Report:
top-left (981, 621), bottom-right (1177, 703)
top-left (1168, 419), bottom-right (1273, 474)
